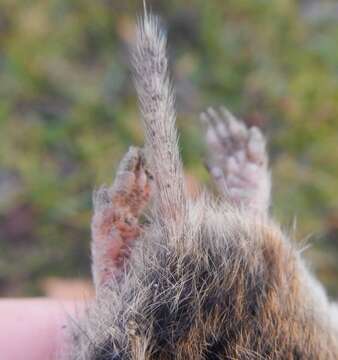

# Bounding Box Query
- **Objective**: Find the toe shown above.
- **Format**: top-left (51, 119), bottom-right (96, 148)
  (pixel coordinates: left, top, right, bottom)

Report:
top-left (93, 185), bottom-right (112, 212)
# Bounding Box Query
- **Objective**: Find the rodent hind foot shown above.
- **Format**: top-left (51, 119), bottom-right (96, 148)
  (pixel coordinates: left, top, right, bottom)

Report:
top-left (201, 107), bottom-right (270, 212)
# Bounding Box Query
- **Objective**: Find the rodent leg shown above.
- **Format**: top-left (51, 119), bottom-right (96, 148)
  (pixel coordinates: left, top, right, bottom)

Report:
top-left (91, 147), bottom-right (153, 288)
top-left (201, 107), bottom-right (270, 212)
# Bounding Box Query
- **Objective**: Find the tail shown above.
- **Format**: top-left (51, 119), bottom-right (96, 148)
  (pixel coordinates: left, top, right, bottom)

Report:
top-left (132, 9), bottom-right (187, 242)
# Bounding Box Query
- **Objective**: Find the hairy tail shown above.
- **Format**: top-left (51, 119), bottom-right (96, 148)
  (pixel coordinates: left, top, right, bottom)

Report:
top-left (132, 9), bottom-right (187, 241)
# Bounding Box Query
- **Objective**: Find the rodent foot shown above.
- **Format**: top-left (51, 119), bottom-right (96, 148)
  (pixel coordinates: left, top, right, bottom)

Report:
top-left (91, 146), bottom-right (153, 287)
top-left (201, 107), bottom-right (270, 212)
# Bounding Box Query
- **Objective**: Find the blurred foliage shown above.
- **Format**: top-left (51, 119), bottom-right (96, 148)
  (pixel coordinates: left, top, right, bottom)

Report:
top-left (0, 0), bottom-right (337, 297)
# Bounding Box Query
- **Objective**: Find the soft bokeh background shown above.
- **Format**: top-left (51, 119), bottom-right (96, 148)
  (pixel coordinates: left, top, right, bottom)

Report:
top-left (0, 0), bottom-right (337, 299)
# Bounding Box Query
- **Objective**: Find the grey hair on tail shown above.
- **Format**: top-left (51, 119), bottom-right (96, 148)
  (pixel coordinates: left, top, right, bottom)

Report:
top-left (132, 10), bottom-right (187, 242)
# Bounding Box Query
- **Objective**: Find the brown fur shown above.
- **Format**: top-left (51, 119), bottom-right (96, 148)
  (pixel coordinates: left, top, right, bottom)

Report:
top-left (69, 208), bottom-right (338, 359)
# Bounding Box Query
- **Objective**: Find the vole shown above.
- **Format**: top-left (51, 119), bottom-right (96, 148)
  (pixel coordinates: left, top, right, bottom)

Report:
top-left (67, 8), bottom-right (338, 360)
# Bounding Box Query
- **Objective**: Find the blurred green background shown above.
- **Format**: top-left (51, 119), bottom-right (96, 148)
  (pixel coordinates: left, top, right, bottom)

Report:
top-left (0, 0), bottom-right (337, 298)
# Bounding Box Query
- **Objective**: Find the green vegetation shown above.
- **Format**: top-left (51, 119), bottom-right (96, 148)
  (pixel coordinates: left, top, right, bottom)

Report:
top-left (0, 0), bottom-right (337, 297)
